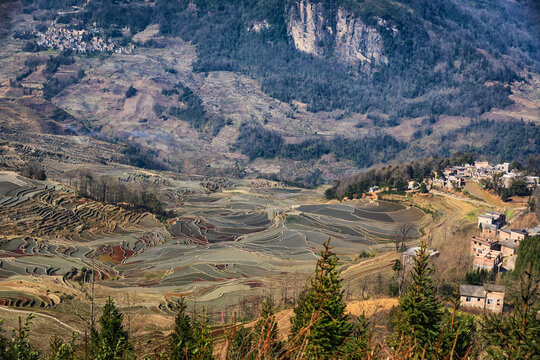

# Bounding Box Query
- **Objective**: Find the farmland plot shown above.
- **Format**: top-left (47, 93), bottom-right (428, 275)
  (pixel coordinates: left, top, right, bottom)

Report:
top-left (0, 171), bottom-right (428, 312)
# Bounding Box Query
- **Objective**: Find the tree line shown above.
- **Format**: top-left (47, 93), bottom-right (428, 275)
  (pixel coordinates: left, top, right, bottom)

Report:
top-left (1, 238), bottom-right (538, 359)
top-left (326, 153), bottom-right (474, 199)
top-left (67, 170), bottom-right (168, 217)
top-left (235, 123), bottom-right (405, 168)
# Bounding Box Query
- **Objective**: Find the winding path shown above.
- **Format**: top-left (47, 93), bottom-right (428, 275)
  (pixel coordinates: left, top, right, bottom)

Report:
top-left (0, 306), bottom-right (82, 334)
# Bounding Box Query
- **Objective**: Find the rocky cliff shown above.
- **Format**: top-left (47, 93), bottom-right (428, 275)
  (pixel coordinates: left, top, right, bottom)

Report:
top-left (287, 0), bottom-right (388, 67)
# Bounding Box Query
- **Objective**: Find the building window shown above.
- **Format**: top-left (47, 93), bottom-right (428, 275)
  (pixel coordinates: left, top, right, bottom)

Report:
top-left (497, 299), bottom-right (500, 305)
top-left (466, 297), bottom-right (471, 302)
top-left (487, 299), bottom-right (493, 305)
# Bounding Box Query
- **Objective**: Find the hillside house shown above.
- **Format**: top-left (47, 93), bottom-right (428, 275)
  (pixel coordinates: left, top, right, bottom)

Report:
top-left (474, 161), bottom-right (490, 169)
top-left (480, 223), bottom-right (499, 238)
top-left (498, 228), bottom-right (526, 243)
top-left (402, 247), bottom-right (439, 265)
top-left (478, 211), bottom-right (505, 229)
top-left (526, 226), bottom-right (540, 236)
top-left (471, 236), bottom-right (500, 256)
top-left (500, 240), bottom-right (519, 256)
top-left (495, 163), bottom-right (510, 173)
top-left (460, 284), bottom-right (505, 313)
top-left (473, 250), bottom-right (502, 271)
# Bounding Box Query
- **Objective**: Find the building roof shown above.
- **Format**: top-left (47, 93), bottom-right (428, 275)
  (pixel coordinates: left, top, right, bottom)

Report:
top-left (482, 223), bottom-right (498, 231)
top-left (485, 284), bottom-right (505, 293)
top-left (485, 211), bottom-right (504, 216)
top-left (460, 285), bottom-right (485, 298)
top-left (500, 240), bottom-right (519, 249)
top-left (460, 284), bottom-right (505, 298)
top-left (403, 247), bottom-right (420, 256)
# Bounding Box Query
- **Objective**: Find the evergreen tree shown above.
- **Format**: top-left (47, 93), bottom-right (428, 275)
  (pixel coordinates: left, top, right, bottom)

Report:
top-left (481, 262), bottom-right (540, 359)
top-left (90, 297), bottom-right (133, 360)
top-left (46, 335), bottom-right (78, 360)
top-left (191, 309), bottom-right (214, 360)
top-left (253, 299), bottom-right (282, 358)
top-left (227, 325), bottom-right (254, 360)
top-left (437, 289), bottom-right (476, 359)
top-left (169, 299), bottom-right (194, 360)
top-left (11, 314), bottom-right (40, 360)
top-left (393, 242), bottom-right (442, 354)
top-left (289, 238), bottom-right (352, 359)
top-left (339, 315), bottom-right (371, 360)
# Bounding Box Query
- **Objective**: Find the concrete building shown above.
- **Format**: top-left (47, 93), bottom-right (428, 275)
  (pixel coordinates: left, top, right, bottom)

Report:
top-left (473, 250), bottom-right (502, 271)
top-left (498, 228), bottom-right (526, 243)
top-left (500, 240), bottom-right (519, 256)
top-left (478, 211), bottom-right (505, 229)
top-left (460, 284), bottom-right (505, 313)
top-left (471, 236), bottom-right (500, 256)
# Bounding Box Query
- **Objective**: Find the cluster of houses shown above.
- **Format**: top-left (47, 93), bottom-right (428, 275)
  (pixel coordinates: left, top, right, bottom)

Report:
top-left (433, 161), bottom-right (539, 190)
top-left (471, 211), bottom-right (539, 272)
top-left (459, 212), bottom-right (540, 313)
top-left (37, 27), bottom-right (134, 54)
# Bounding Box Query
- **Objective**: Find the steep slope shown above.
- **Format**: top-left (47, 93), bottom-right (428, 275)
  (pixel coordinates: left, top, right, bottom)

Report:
top-left (0, 0), bottom-right (538, 184)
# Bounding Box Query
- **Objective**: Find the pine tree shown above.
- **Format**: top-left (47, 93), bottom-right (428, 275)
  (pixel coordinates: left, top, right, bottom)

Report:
top-left (191, 309), bottom-right (214, 360)
top-left (339, 315), bottom-right (371, 360)
top-left (46, 335), bottom-right (78, 360)
top-left (227, 325), bottom-right (254, 360)
top-left (289, 238), bottom-right (352, 359)
top-left (482, 261), bottom-right (540, 359)
top-left (393, 242), bottom-right (442, 354)
top-left (11, 314), bottom-right (40, 360)
top-left (437, 290), bottom-right (476, 359)
top-left (253, 299), bottom-right (282, 358)
top-left (90, 297), bottom-right (133, 360)
top-left (169, 299), bottom-right (194, 360)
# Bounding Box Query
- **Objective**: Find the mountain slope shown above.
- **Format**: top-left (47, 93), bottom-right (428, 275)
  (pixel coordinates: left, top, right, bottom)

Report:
top-left (0, 0), bottom-right (538, 184)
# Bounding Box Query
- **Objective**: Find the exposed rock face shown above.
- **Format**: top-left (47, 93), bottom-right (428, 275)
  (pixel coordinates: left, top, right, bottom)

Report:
top-left (334, 8), bottom-right (387, 66)
top-left (287, 0), bottom-right (328, 56)
top-left (287, 0), bottom-right (389, 67)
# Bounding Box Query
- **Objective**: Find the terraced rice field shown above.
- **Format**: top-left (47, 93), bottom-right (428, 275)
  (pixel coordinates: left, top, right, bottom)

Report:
top-left (0, 171), bottom-right (428, 313)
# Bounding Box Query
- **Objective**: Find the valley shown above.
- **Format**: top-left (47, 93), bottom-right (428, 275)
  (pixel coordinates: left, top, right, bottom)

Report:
top-left (0, 0), bottom-right (538, 357)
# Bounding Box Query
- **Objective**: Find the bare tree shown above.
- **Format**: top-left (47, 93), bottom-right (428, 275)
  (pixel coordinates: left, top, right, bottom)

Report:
top-left (392, 223), bottom-right (415, 253)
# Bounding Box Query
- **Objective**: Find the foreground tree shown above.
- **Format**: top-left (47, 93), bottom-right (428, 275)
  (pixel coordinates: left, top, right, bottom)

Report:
top-left (90, 298), bottom-right (133, 360)
top-left (289, 238), bottom-right (352, 359)
top-left (191, 310), bottom-right (214, 360)
top-left (392, 243), bottom-right (442, 355)
top-left (253, 299), bottom-right (282, 358)
top-left (481, 262), bottom-right (540, 359)
top-left (46, 335), bottom-right (78, 360)
top-left (11, 315), bottom-right (40, 360)
top-left (169, 299), bottom-right (194, 360)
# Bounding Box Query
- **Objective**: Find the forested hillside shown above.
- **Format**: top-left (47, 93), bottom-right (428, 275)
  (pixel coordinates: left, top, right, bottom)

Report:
top-left (31, 0), bottom-right (539, 120)
top-left (7, 0), bottom-right (539, 183)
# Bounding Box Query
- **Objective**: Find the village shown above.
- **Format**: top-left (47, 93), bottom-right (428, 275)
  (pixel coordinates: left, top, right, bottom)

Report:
top-left (435, 160), bottom-right (539, 191)
top-left (454, 211), bottom-right (539, 314)
top-left (387, 160), bottom-right (539, 315)
top-left (36, 26), bottom-right (134, 54)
